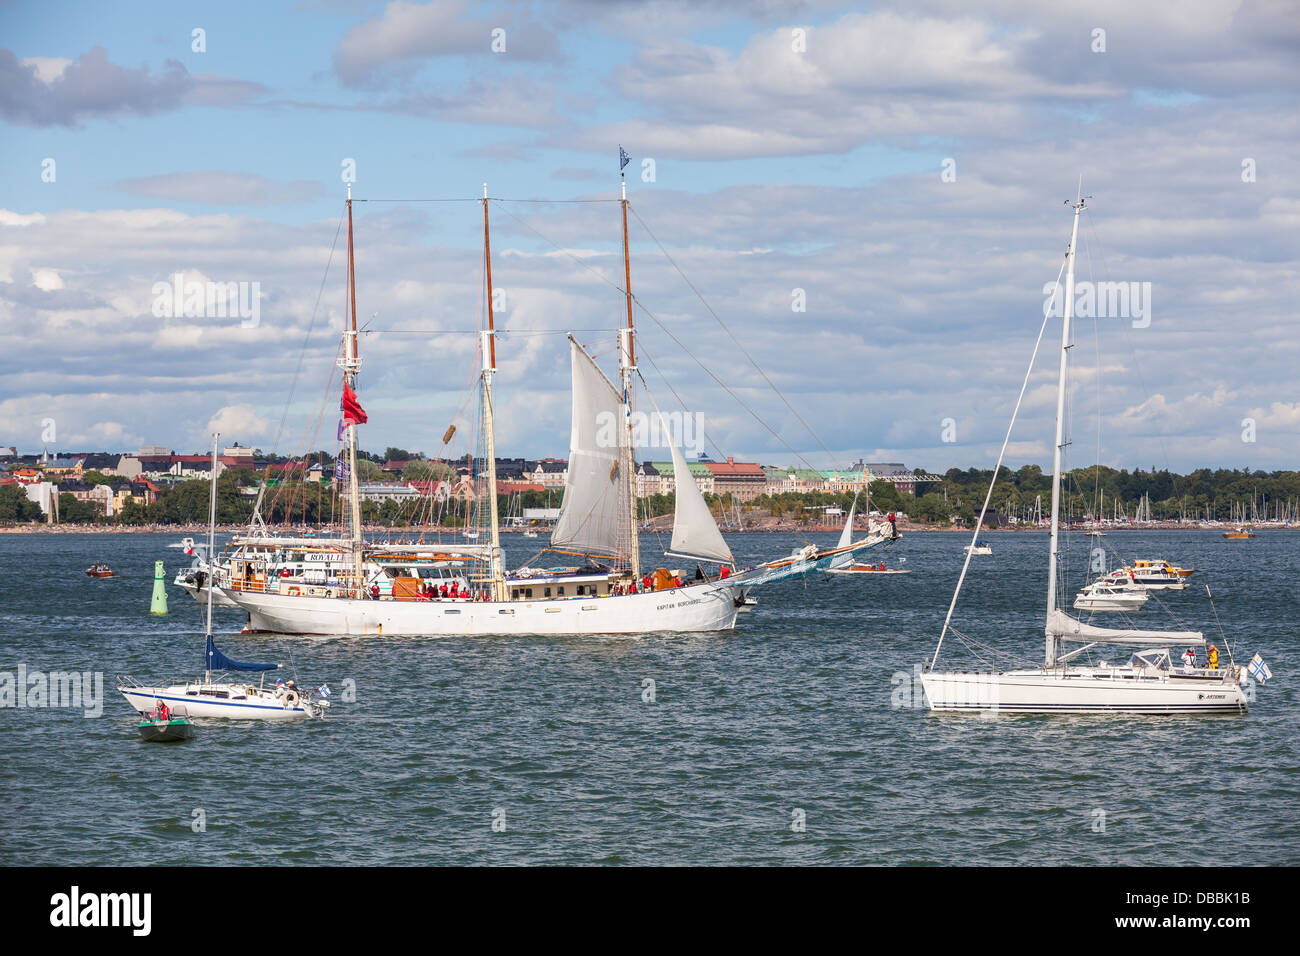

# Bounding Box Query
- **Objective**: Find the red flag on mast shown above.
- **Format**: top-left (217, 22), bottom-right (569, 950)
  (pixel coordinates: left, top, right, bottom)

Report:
top-left (341, 383), bottom-right (368, 426)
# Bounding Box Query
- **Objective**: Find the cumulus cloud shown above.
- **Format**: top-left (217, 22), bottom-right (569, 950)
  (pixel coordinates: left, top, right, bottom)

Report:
top-left (334, 0), bottom-right (562, 87)
top-left (0, 46), bottom-right (264, 126)
top-left (207, 404), bottom-right (273, 443)
top-left (116, 172), bottom-right (327, 206)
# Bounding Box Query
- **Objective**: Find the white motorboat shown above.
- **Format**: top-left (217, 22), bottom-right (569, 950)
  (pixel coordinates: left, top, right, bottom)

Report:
top-left (1073, 580), bottom-right (1149, 612)
top-left (1103, 564), bottom-right (1187, 590)
top-left (965, 541), bottom-right (992, 555)
top-left (920, 197), bottom-right (1251, 716)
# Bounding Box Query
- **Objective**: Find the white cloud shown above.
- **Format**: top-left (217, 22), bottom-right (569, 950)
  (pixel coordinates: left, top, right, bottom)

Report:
top-left (31, 268), bottom-right (63, 291)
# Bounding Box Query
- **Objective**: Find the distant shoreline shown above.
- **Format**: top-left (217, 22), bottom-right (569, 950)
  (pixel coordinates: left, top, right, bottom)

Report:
top-left (0, 522), bottom-right (1287, 535)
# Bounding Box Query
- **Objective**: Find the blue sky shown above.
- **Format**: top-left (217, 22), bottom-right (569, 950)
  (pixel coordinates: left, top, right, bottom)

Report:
top-left (2, 0), bottom-right (1298, 474)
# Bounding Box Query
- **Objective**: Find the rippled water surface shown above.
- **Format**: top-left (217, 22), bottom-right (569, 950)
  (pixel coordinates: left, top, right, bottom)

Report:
top-left (1, 530), bottom-right (1295, 865)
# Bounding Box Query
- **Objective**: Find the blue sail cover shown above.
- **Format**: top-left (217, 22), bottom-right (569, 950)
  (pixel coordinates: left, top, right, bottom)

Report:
top-left (205, 634), bottom-right (279, 672)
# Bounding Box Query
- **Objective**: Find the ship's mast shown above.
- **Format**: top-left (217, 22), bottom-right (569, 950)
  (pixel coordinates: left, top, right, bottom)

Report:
top-left (204, 431), bottom-right (218, 681)
top-left (1046, 197), bottom-right (1085, 666)
top-left (620, 178), bottom-right (641, 581)
top-left (481, 184), bottom-right (505, 601)
top-left (343, 184), bottom-right (364, 596)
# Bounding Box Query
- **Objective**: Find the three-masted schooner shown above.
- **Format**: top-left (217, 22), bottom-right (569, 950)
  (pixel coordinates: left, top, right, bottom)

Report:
top-left (221, 181), bottom-right (894, 636)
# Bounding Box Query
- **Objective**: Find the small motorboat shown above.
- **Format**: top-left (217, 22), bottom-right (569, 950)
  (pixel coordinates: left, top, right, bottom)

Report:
top-left (735, 594), bottom-right (758, 613)
top-left (1223, 527), bottom-right (1256, 539)
top-left (1103, 565), bottom-right (1188, 590)
top-left (138, 705), bottom-right (196, 743)
top-left (965, 541), bottom-right (992, 556)
top-left (1133, 558), bottom-right (1194, 578)
top-left (86, 562), bottom-right (114, 578)
top-left (1074, 580), bottom-right (1149, 612)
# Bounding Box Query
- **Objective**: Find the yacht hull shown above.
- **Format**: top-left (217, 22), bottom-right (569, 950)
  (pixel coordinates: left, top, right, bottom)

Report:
top-left (224, 581), bottom-right (743, 636)
top-left (920, 669), bottom-right (1248, 715)
top-left (119, 685), bottom-right (319, 720)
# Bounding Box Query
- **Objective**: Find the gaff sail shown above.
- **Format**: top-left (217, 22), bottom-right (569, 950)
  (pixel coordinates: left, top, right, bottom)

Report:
top-left (550, 338), bottom-right (629, 560)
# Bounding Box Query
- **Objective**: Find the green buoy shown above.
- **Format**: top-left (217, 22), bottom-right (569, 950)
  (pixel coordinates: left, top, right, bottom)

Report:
top-left (150, 560), bottom-right (168, 615)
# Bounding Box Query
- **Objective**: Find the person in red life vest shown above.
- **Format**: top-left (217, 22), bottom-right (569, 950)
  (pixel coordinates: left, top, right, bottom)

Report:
top-left (149, 699), bottom-right (170, 721)
top-left (719, 566), bottom-right (730, 579)
top-left (370, 583), bottom-right (380, 599)
top-left (887, 512), bottom-right (897, 536)
top-left (450, 581), bottom-right (459, 599)
top-left (642, 574), bottom-right (652, 592)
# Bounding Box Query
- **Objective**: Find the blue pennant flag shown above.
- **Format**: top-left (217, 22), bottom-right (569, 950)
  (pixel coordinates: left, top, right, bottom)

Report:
top-left (619, 146), bottom-right (630, 171)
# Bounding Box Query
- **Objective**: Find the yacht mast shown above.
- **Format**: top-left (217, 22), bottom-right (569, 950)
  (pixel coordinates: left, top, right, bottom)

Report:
top-left (343, 184), bottom-right (364, 595)
top-left (481, 184), bottom-right (505, 600)
top-left (620, 178), bottom-right (641, 581)
top-left (204, 431), bottom-right (218, 681)
top-left (1046, 197), bottom-right (1086, 665)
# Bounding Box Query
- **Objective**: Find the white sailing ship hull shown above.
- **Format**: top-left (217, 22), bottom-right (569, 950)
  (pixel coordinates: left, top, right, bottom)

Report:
top-left (174, 575), bottom-right (241, 608)
top-left (225, 581), bottom-right (742, 636)
top-left (920, 668), bottom-right (1248, 715)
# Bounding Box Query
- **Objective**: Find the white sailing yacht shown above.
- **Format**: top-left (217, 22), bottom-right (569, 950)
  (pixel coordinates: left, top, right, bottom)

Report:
top-left (222, 183), bottom-right (892, 636)
top-left (118, 435), bottom-right (329, 720)
top-left (920, 198), bottom-right (1250, 715)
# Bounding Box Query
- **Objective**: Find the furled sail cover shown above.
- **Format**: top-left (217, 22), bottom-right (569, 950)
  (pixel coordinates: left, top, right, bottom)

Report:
top-left (1046, 609), bottom-right (1204, 646)
top-left (667, 420), bottom-right (733, 564)
top-left (205, 634), bottom-right (279, 672)
top-left (551, 339), bottom-right (628, 558)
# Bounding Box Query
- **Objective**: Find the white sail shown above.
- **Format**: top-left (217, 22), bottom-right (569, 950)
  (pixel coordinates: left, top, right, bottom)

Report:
top-left (1046, 609), bottom-right (1204, 646)
top-left (666, 420), bottom-right (733, 564)
top-left (830, 498), bottom-right (857, 568)
top-left (551, 338), bottom-right (629, 559)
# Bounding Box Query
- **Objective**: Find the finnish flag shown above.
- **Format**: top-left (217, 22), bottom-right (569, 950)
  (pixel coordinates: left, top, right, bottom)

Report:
top-left (1248, 654), bottom-right (1272, 684)
top-left (318, 684), bottom-right (331, 699)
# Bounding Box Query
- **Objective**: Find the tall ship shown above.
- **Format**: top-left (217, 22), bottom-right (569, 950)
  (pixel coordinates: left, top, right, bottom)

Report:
top-left (216, 181), bottom-right (894, 635)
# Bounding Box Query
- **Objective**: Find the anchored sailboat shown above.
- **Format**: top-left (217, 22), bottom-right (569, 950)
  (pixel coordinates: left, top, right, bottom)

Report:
top-left (920, 197), bottom-right (1252, 715)
top-left (118, 434), bottom-right (329, 720)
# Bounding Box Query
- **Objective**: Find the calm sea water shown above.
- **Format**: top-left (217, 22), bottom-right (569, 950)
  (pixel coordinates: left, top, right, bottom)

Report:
top-left (1, 529), bottom-right (1295, 865)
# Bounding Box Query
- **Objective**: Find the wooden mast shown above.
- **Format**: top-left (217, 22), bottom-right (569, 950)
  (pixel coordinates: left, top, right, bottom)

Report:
top-left (344, 184), bottom-right (364, 595)
top-left (481, 184), bottom-right (505, 600)
top-left (620, 177), bottom-right (641, 582)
